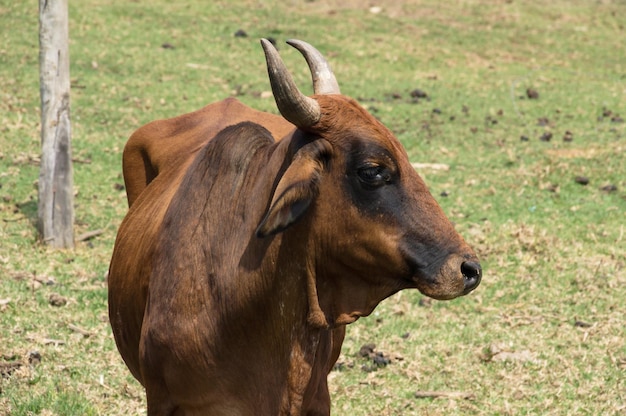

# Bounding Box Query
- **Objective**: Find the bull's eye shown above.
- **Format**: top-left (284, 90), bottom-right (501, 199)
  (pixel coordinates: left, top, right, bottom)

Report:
top-left (357, 165), bottom-right (391, 188)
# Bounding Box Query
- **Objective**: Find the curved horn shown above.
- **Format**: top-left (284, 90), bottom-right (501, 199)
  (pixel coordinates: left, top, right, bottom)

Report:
top-left (286, 39), bottom-right (340, 95)
top-left (261, 38), bottom-right (321, 128)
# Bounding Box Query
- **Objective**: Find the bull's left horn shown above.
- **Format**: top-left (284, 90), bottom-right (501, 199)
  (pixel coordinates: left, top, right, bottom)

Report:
top-left (261, 38), bottom-right (321, 128)
top-left (286, 39), bottom-right (340, 95)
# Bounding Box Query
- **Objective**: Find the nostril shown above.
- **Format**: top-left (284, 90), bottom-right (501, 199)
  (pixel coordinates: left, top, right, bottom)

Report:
top-left (461, 261), bottom-right (482, 292)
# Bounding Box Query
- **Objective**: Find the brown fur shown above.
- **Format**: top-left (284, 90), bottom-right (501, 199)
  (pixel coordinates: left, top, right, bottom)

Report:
top-left (109, 93), bottom-right (480, 415)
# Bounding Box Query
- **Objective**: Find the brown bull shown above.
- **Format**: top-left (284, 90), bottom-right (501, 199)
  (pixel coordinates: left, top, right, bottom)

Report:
top-left (108, 39), bottom-right (482, 415)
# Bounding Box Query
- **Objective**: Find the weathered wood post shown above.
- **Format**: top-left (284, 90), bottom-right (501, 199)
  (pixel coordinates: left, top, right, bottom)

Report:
top-left (38, 0), bottom-right (74, 248)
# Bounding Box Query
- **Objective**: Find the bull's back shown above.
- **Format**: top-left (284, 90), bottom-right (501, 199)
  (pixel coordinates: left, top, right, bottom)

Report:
top-left (122, 98), bottom-right (293, 206)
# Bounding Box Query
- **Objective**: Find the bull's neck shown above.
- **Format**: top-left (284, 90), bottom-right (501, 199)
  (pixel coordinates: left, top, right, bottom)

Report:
top-left (235, 229), bottom-right (326, 414)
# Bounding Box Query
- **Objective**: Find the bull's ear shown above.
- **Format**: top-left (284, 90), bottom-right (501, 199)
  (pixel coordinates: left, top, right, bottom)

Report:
top-left (256, 139), bottom-right (332, 238)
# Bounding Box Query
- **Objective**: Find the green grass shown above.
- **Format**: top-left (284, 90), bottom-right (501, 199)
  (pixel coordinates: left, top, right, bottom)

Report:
top-left (1, 0), bottom-right (625, 414)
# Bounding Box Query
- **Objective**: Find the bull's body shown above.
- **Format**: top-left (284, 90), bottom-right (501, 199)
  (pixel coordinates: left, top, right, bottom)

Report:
top-left (108, 40), bottom-right (481, 415)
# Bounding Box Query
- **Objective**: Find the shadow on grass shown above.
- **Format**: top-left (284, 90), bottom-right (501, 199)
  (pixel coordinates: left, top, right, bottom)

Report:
top-left (16, 199), bottom-right (40, 241)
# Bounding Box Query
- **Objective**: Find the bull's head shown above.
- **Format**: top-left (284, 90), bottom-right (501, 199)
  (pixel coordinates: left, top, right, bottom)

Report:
top-left (256, 39), bottom-right (481, 325)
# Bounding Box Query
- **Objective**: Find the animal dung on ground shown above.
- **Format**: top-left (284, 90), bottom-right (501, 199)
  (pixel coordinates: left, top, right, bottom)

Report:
top-left (28, 351), bottom-right (42, 366)
top-left (410, 88), bottom-right (429, 103)
top-left (600, 184), bottom-right (617, 193)
top-left (410, 88), bottom-right (428, 99)
top-left (540, 132), bottom-right (553, 142)
top-left (358, 343), bottom-right (392, 372)
top-left (358, 343), bottom-right (377, 357)
top-left (526, 88), bottom-right (539, 99)
top-left (563, 130), bottom-right (574, 142)
top-left (574, 176), bottom-right (590, 185)
top-left (599, 108), bottom-right (623, 123)
top-left (48, 293), bottom-right (67, 307)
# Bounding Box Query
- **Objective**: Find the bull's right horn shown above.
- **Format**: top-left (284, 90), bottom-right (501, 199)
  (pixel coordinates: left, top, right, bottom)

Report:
top-left (261, 38), bottom-right (321, 128)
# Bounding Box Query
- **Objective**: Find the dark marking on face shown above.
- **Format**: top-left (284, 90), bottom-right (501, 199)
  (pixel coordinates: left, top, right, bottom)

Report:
top-left (341, 138), bottom-right (404, 218)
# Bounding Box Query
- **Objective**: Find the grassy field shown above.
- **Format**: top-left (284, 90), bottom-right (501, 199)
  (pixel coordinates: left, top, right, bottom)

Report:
top-left (1, 0), bottom-right (625, 414)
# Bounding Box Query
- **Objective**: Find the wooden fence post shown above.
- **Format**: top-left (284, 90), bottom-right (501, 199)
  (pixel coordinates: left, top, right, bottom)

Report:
top-left (38, 0), bottom-right (74, 248)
